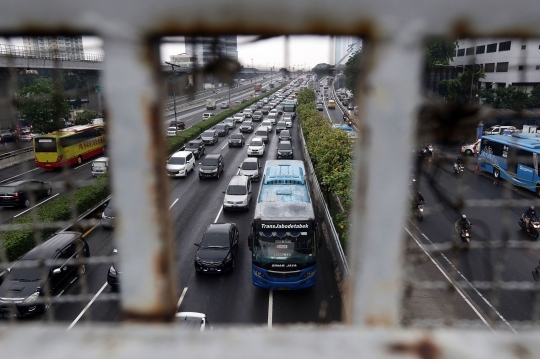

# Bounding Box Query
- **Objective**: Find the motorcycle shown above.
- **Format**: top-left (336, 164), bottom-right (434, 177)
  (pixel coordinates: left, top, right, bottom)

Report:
top-left (413, 202), bottom-right (424, 221)
top-left (417, 145), bottom-right (433, 157)
top-left (460, 228), bottom-right (471, 243)
top-left (519, 215), bottom-right (540, 239)
top-left (454, 162), bottom-right (464, 174)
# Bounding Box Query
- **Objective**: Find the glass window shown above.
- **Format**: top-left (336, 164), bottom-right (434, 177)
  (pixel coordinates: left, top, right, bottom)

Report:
top-left (35, 137), bottom-right (57, 152)
top-left (227, 185), bottom-right (247, 195)
top-left (242, 161), bottom-right (258, 170)
top-left (499, 41), bottom-right (511, 51)
top-left (476, 45), bottom-right (485, 54)
top-left (169, 157), bottom-right (186, 165)
top-left (487, 43), bottom-right (497, 53)
top-left (496, 62), bottom-right (509, 72)
top-left (457, 49), bottom-right (465, 56)
top-left (200, 233), bottom-right (230, 248)
top-left (466, 47), bottom-right (474, 55)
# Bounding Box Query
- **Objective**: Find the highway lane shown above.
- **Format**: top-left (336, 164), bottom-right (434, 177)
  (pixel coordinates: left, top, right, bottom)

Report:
top-left (48, 83), bottom-right (342, 327)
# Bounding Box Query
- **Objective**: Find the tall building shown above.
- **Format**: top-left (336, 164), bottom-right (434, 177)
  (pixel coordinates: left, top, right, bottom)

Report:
top-left (451, 38), bottom-right (540, 92)
top-left (184, 36), bottom-right (238, 68)
top-left (169, 53), bottom-right (197, 68)
top-left (22, 36), bottom-right (84, 59)
top-left (334, 36), bottom-right (362, 65)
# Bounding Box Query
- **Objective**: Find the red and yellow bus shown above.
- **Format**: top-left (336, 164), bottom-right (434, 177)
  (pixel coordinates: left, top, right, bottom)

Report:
top-left (33, 124), bottom-right (105, 169)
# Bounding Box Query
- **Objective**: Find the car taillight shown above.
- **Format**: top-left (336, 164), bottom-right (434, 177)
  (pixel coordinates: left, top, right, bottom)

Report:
top-left (57, 155), bottom-right (63, 162)
top-left (13, 192), bottom-right (20, 199)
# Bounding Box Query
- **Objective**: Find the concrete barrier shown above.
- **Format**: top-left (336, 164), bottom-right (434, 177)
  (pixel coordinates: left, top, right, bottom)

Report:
top-left (0, 147), bottom-right (34, 170)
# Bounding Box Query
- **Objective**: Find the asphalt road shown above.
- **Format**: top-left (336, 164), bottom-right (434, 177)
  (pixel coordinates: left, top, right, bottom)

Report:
top-left (7, 78), bottom-right (343, 327)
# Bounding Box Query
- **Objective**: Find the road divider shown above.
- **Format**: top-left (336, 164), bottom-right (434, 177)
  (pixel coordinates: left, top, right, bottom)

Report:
top-left (0, 147), bottom-right (34, 170)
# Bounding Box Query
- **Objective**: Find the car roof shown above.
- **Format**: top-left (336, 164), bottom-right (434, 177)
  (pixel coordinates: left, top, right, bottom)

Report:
top-left (205, 153), bottom-right (222, 159)
top-left (279, 140), bottom-right (292, 145)
top-left (251, 137), bottom-right (264, 142)
top-left (228, 175), bottom-right (249, 186)
top-left (243, 157), bottom-right (258, 163)
top-left (171, 151), bottom-right (191, 158)
top-left (22, 231), bottom-right (81, 260)
top-left (2, 179), bottom-right (36, 187)
top-left (206, 223), bottom-right (232, 233)
top-left (93, 157), bottom-right (108, 162)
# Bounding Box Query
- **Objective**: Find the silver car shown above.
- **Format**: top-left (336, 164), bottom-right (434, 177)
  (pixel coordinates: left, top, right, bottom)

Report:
top-left (223, 175), bottom-right (252, 210)
top-left (238, 157), bottom-right (261, 181)
top-left (101, 199), bottom-right (115, 229)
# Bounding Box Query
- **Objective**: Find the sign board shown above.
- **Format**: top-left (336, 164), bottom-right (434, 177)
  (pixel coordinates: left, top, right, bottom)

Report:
top-left (94, 84), bottom-right (102, 93)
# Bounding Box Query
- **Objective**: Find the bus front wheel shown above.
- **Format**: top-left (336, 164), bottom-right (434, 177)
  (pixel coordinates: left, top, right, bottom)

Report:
top-left (494, 168), bottom-right (500, 179)
top-left (77, 156), bottom-right (83, 166)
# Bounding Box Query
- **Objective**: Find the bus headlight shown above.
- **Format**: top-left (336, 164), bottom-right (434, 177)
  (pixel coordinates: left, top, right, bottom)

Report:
top-left (301, 270), bottom-right (316, 280)
top-left (253, 270), bottom-right (267, 279)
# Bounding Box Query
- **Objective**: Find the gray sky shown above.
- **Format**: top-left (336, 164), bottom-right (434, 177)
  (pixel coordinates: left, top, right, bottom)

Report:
top-left (1, 35), bottom-right (333, 70)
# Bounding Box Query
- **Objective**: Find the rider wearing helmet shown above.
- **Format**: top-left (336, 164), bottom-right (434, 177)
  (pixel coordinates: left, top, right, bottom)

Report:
top-left (455, 214), bottom-right (472, 233)
top-left (414, 191), bottom-right (425, 205)
top-left (456, 155), bottom-right (463, 164)
top-left (524, 206), bottom-right (538, 232)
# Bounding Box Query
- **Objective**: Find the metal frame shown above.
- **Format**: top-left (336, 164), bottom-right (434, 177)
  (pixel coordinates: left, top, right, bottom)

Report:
top-left (1, 0), bottom-right (540, 355)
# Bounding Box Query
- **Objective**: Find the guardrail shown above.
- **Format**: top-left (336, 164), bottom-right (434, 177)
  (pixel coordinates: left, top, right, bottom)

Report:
top-left (298, 125), bottom-right (349, 297)
top-left (0, 146), bottom-right (34, 170)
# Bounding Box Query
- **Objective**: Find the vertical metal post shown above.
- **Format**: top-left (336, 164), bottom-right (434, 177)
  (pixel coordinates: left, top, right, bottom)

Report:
top-left (103, 36), bottom-right (176, 321)
top-left (171, 66), bottom-right (177, 122)
top-left (346, 24), bottom-right (424, 326)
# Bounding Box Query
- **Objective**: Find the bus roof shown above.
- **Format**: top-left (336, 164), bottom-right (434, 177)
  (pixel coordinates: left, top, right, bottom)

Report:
top-left (254, 160), bottom-right (315, 221)
top-left (37, 124), bottom-right (103, 139)
top-left (482, 134), bottom-right (540, 152)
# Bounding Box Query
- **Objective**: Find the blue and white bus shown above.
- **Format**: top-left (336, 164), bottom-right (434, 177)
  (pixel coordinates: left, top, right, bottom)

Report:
top-left (248, 160), bottom-right (319, 290)
top-left (478, 133), bottom-right (540, 194)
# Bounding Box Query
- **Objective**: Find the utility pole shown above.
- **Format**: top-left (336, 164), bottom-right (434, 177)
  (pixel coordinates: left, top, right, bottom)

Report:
top-left (470, 58), bottom-right (481, 103)
top-left (164, 61), bottom-right (178, 123)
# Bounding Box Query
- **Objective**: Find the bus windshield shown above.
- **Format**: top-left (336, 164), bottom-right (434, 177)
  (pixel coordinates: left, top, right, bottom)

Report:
top-left (253, 231), bottom-right (316, 263)
top-left (34, 138), bottom-right (57, 152)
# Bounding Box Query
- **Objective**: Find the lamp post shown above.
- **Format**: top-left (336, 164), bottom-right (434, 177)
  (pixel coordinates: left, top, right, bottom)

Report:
top-left (470, 60), bottom-right (482, 103)
top-left (164, 61), bottom-right (178, 123)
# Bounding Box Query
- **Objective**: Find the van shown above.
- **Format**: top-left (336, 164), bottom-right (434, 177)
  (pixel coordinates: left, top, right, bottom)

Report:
top-left (328, 100), bottom-right (336, 109)
top-left (91, 157), bottom-right (109, 177)
top-left (484, 125), bottom-right (517, 135)
top-left (166, 151), bottom-right (195, 178)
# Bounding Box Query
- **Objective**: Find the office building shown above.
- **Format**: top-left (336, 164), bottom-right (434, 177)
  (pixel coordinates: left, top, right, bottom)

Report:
top-left (334, 36), bottom-right (362, 65)
top-left (22, 36), bottom-right (84, 59)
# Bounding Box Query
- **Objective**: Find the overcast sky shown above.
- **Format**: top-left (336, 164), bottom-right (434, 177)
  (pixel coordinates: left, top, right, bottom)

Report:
top-left (2, 35), bottom-right (332, 70)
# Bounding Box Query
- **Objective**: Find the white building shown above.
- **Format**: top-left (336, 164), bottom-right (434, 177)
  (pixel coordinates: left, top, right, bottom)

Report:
top-left (451, 38), bottom-right (540, 92)
top-left (22, 36), bottom-right (84, 59)
top-left (334, 36), bottom-right (362, 65)
top-left (169, 53), bottom-right (197, 68)
top-left (184, 36), bottom-right (238, 68)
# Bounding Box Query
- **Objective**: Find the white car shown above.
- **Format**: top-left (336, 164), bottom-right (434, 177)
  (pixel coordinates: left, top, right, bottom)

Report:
top-left (261, 120), bottom-right (273, 131)
top-left (266, 114), bottom-right (277, 125)
top-left (166, 151), bottom-right (195, 177)
top-left (234, 113), bottom-right (244, 123)
top-left (166, 126), bottom-right (179, 137)
top-left (284, 117), bottom-right (292, 128)
top-left (18, 131), bottom-right (37, 142)
top-left (247, 138), bottom-right (265, 157)
top-left (269, 109), bottom-right (278, 116)
top-left (461, 140), bottom-right (480, 155)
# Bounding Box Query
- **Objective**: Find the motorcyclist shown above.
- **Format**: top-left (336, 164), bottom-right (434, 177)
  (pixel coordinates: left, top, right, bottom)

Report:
top-left (524, 206), bottom-right (538, 232)
top-left (414, 191), bottom-right (425, 205)
top-left (454, 155), bottom-right (464, 172)
top-left (455, 214), bottom-right (472, 235)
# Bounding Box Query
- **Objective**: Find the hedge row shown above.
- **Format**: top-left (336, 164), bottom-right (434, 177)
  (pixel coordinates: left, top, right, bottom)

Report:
top-left (296, 88), bottom-right (353, 244)
top-left (1, 86), bottom-right (283, 262)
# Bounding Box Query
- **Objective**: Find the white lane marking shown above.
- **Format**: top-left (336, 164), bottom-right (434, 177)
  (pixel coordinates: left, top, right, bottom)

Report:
top-left (0, 167), bottom-right (40, 183)
top-left (221, 143), bottom-right (228, 150)
top-left (268, 289), bottom-right (273, 328)
top-left (67, 281), bottom-right (108, 330)
top-left (74, 161), bottom-right (93, 170)
top-left (410, 222), bottom-right (518, 334)
top-left (169, 198), bottom-right (179, 210)
top-left (213, 205), bottom-right (223, 223)
top-left (177, 287), bottom-right (188, 311)
top-left (13, 193), bottom-right (59, 218)
top-left (405, 227), bottom-right (494, 333)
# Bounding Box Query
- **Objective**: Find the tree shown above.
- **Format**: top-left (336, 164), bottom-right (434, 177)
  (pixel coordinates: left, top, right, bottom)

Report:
top-left (297, 88), bottom-right (316, 105)
top-left (279, 67), bottom-right (290, 77)
top-left (439, 67), bottom-right (485, 103)
top-left (75, 109), bottom-right (97, 125)
top-left (343, 50), bottom-right (361, 91)
top-left (312, 63), bottom-right (332, 79)
top-left (480, 86), bottom-right (529, 110)
top-left (526, 85), bottom-right (540, 109)
top-left (17, 78), bottom-right (70, 133)
top-left (425, 39), bottom-right (457, 68)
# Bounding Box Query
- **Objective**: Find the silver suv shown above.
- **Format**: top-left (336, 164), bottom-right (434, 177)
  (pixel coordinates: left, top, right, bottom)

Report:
top-left (223, 175), bottom-right (252, 210)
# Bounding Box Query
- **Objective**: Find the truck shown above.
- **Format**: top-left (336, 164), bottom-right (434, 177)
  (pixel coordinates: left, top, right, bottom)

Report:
top-left (254, 83), bottom-right (262, 92)
top-left (206, 98), bottom-right (216, 110)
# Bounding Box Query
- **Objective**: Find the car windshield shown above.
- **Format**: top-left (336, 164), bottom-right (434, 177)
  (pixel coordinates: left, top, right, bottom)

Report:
top-left (9, 264), bottom-right (42, 281)
top-left (262, 122), bottom-right (271, 127)
top-left (227, 184), bottom-right (247, 195)
top-left (216, 124), bottom-right (226, 130)
top-left (168, 157), bottom-right (186, 165)
top-left (168, 127), bottom-right (176, 131)
top-left (230, 134), bottom-right (242, 139)
top-left (202, 158), bottom-right (218, 166)
top-left (200, 233), bottom-right (230, 248)
top-left (93, 161), bottom-right (106, 168)
top-left (243, 121), bottom-right (252, 126)
top-left (0, 186), bottom-right (16, 194)
top-left (186, 142), bottom-right (198, 148)
top-left (280, 131), bottom-right (290, 136)
top-left (241, 161), bottom-right (258, 170)
top-left (202, 131), bottom-right (214, 137)
top-left (251, 140), bottom-right (263, 146)
top-left (277, 123), bottom-right (286, 128)
top-left (254, 111), bottom-right (262, 115)
top-left (255, 131), bottom-right (266, 136)
top-left (279, 143), bottom-right (292, 150)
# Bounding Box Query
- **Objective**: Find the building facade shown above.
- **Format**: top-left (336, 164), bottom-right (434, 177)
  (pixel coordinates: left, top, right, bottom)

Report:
top-left (184, 36), bottom-right (238, 68)
top-left (169, 53), bottom-right (197, 68)
top-left (334, 36), bottom-right (362, 65)
top-left (451, 38), bottom-right (540, 92)
top-left (22, 36), bottom-right (84, 59)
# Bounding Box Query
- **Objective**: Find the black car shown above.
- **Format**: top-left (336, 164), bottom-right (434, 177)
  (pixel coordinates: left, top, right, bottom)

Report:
top-left (0, 130), bottom-right (16, 143)
top-left (228, 133), bottom-right (245, 148)
top-left (201, 130), bottom-right (219, 145)
top-left (106, 249), bottom-right (120, 291)
top-left (252, 111), bottom-right (263, 122)
top-left (194, 223), bottom-right (239, 273)
top-left (199, 153), bottom-right (224, 179)
top-left (276, 121), bottom-right (287, 134)
top-left (0, 231), bottom-right (89, 318)
top-left (184, 139), bottom-right (205, 159)
top-left (316, 103), bottom-right (324, 111)
top-left (277, 140), bottom-right (294, 159)
top-left (240, 120), bottom-right (254, 133)
top-left (261, 106), bottom-right (269, 115)
top-left (169, 120), bottom-right (185, 130)
top-left (278, 129), bottom-right (292, 142)
top-left (214, 123), bottom-right (229, 137)
top-left (0, 180), bottom-right (52, 208)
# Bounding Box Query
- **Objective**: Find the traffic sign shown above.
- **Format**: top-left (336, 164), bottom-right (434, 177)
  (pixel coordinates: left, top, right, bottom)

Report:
top-left (94, 84), bottom-right (102, 93)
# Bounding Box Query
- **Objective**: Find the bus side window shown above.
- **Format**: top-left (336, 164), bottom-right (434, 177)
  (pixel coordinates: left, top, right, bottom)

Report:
top-left (248, 227), bottom-right (254, 251)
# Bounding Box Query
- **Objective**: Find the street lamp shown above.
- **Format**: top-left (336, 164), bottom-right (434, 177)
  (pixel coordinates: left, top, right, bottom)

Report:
top-left (164, 61), bottom-right (179, 123)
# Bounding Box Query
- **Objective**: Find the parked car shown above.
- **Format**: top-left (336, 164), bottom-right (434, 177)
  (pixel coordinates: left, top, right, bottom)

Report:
top-left (0, 180), bottom-right (52, 208)
top-left (276, 121), bottom-right (287, 134)
top-left (194, 223), bottom-right (239, 273)
top-left (101, 199), bottom-right (115, 228)
top-left (91, 157), bottom-right (109, 177)
top-left (184, 139), bottom-right (205, 159)
top-left (277, 140), bottom-right (294, 159)
top-left (247, 137), bottom-right (266, 156)
top-left (201, 130), bottom-right (219, 145)
top-left (240, 120), bottom-right (254, 133)
top-left (278, 129), bottom-right (291, 142)
top-left (199, 153), bottom-right (224, 179)
top-left (238, 157), bottom-right (261, 181)
top-left (461, 140), bottom-right (480, 155)
top-left (228, 133), bottom-right (245, 148)
top-left (167, 150), bottom-right (196, 178)
top-left (223, 175), bottom-right (252, 211)
top-left (0, 231), bottom-right (90, 318)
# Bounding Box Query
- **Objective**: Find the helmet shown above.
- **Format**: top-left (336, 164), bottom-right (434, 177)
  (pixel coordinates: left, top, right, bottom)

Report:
top-left (530, 206), bottom-right (535, 211)
top-left (457, 155), bottom-right (462, 160)
top-left (461, 214), bottom-right (467, 219)
top-left (417, 191), bottom-right (421, 196)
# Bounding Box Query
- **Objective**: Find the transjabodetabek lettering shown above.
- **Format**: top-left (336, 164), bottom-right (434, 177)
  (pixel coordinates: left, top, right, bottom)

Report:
top-left (261, 223), bottom-right (309, 229)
